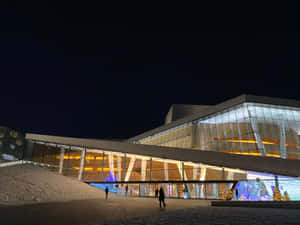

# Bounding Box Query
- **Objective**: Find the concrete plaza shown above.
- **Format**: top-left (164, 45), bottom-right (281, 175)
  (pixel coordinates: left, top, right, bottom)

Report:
top-left (1, 197), bottom-right (299, 225)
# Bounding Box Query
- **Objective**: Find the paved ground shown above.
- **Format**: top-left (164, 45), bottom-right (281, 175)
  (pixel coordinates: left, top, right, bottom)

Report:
top-left (1, 197), bottom-right (300, 225)
top-left (1, 165), bottom-right (299, 225)
top-left (104, 206), bottom-right (300, 225)
top-left (0, 197), bottom-right (209, 225)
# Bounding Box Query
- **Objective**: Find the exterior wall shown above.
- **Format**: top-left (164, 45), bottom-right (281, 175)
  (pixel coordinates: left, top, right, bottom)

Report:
top-left (62, 149), bottom-right (81, 179)
top-left (30, 142), bottom-right (246, 182)
top-left (29, 102), bottom-right (300, 183)
top-left (140, 123), bottom-right (193, 149)
top-left (168, 162), bottom-right (181, 180)
top-left (32, 143), bottom-right (61, 173)
top-left (137, 103), bottom-right (300, 160)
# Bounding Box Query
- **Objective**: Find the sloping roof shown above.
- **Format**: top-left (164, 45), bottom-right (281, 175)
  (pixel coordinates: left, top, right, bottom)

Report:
top-left (128, 94), bottom-right (300, 142)
top-left (165, 104), bottom-right (213, 124)
top-left (26, 133), bottom-right (300, 178)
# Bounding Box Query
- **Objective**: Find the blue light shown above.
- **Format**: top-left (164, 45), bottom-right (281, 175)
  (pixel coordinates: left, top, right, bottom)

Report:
top-left (104, 172), bottom-right (118, 182)
top-left (236, 178), bottom-right (300, 201)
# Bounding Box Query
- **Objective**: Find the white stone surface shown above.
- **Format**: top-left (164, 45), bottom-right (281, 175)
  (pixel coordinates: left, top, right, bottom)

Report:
top-left (0, 164), bottom-right (106, 205)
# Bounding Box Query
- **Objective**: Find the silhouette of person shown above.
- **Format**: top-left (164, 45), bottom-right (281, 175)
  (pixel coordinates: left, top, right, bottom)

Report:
top-left (235, 188), bottom-right (239, 200)
top-left (155, 188), bottom-right (159, 198)
top-left (125, 185), bottom-right (128, 197)
top-left (105, 186), bottom-right (109, 200)
top-left (159, 187), bottom-right (166, 208)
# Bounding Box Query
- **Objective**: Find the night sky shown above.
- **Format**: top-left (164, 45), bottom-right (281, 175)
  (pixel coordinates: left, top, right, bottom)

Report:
top-left (1, 3), bottom-right (300, 139)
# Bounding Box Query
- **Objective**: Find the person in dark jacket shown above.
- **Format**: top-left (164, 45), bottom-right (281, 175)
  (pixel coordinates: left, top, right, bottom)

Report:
top-left (125, 185), bottom-right (128, 197)
top-left (159, 187), bottom-right (166, 208)
top-left (155, 188), bottom-right (159, 198)
top-left (105, 186), bottom-right (109, 200)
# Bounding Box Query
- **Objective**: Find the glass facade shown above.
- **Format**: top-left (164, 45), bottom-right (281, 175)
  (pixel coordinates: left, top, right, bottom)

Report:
top-left (140, 123), bottom-right (194, 149)
top-left (89, 181), bottom-right (236, 200)
top-left (30, 143), bottom-right (247, 182)
top-left (138, 103), bottom-right (300, 160)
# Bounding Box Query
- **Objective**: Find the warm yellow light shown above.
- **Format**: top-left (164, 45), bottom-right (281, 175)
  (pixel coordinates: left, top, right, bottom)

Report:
top-left (72, 167), bottom-right (94, 171)
top-left (226, 139), bottom-right (274, 145)
top-left (215, 138), bottom-right (298, 148)
top-left (56, 156), bottom-right (117, 160)
top-left (96, 168), bottom-right (118, 172)
top-left (72, 167), bottom-right (118, 171)
top-left (220, 150), bottom-right (281, 158)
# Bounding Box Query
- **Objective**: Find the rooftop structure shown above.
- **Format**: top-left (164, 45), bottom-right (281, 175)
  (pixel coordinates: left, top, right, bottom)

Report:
top-left (129, 94), bottom-right (300, 160)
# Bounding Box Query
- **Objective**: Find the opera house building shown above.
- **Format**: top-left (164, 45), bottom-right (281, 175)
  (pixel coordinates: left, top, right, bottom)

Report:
top-left (2, 94), bottom-right (300, 200)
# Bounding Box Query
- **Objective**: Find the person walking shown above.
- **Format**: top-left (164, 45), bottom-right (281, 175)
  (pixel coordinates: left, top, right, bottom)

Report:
top-left (105, 186), bottom-right (109, 200)
top-left (155, 188), bottom-right (159, 198)
top-left (125, 185), bottom-right (128, 197)
top-left (159, 186), bottom-right (166, 208)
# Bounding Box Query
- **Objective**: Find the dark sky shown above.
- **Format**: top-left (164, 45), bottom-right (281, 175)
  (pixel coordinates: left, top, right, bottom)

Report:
top-left (1, 3), bottom-right (300, 139)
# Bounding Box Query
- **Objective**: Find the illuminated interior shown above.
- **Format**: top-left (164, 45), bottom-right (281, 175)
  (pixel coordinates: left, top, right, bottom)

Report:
top-left (138, 103), bottom-right (300, 159)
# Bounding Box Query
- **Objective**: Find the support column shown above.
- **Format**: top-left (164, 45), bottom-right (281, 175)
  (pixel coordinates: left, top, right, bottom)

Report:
top-left (200, 166), bottom-right (206, 198)
top-left (200, 167), bottom-right (206, 181)
top-left (58, 148), bottom-right (65, 174)
top-left (101, 152), bottom-right (105, 179)
top-left (202, 123), bottom-right (208, 150)
top-left (178, 162), bottom-right (185, 181)
top-left (193, 166), bottom-right (198, 198)
top-left (193, 166), bottom-right (198, 180)
top-left (66, 146), bottom-right (71, 176)
top-left (78, 148), bottom-right (86, 181)
top-left (125, 156), bottom-right (135, 181)
top-left (222, 168), bottom-right (225, 180)
top-left (247, 108), bottom-right (266, 156)
top-left (213, 183), bottom-right (219, 199)
top-left (164, 162), bottom-right (169, 181)
top-left (208, 123), bottom-right (217, 151)
top-left (279, 119), bottom-right (287, 159)
top-left (191, 122), bottom-right (198, 148)
top-left (141, 159), bottom-right (147, 181)
top-left (140, 159), bottom-right (147, 196)
top-left (149, 158), bottom-right (152, 181)
top-left (177, 162), bottom-right (189, 181)
top-left (275, 175), bottom-right (279, 188)
top-left (123, 153), bottom-right (127, 181)
top-left (108, 153), bottom-right (115, 180)
top-left (117, 155), bottom-right (122, 182)
top-left (177, 162), bottom-right (191, 198)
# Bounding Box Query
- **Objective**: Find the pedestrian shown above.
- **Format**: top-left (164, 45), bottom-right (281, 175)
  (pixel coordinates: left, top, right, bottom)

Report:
top-left (159, 186), bottom-right (166, 208)
top-left (125, 185), bottom-right (128, 197)
top-left (105, 186), bottom-right (109, 200)
top-left (155, 188), bottom-right (159, 198)
top-left (235, 188), bottom-right (239, 200)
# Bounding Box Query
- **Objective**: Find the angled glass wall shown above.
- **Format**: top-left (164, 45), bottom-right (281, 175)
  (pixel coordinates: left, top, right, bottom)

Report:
top-left (139, 123), bottom-right (194, 149)
top-left (137, 102), bottom-right (300, 160)
top-left (197, 104), bottom-right (258, 156)
top-left (196, 103), bottom-right (300, 159)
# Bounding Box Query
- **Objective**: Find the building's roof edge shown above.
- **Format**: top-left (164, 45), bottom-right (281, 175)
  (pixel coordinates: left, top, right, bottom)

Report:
top-left (26, 133), bottom-right (300, 178)
top-left (127, 94), bottom-right (300, 142)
